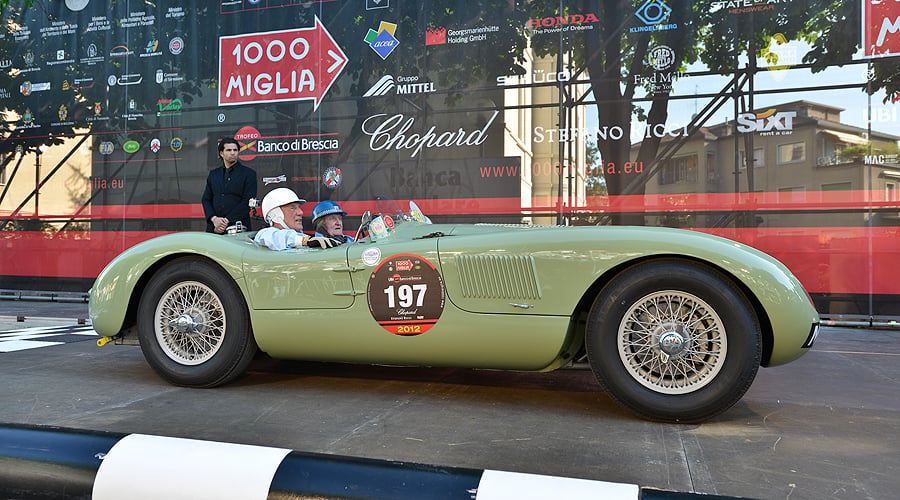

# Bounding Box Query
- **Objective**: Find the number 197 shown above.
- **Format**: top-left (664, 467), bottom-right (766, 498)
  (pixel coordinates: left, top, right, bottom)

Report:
top-left (384, 284), bottom-right (427, 308)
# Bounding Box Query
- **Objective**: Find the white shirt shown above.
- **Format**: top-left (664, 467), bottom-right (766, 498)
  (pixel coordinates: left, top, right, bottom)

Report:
top-left (254, 227), bottom-right (304, 251)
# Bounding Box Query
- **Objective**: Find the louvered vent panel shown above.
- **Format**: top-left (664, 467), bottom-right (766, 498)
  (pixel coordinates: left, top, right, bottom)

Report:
top-left (455, 255), bottom-right (541, 299)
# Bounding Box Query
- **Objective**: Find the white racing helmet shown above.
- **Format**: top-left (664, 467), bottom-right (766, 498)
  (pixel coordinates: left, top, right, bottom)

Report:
top-left (261, 188), bottom-right (306, 226)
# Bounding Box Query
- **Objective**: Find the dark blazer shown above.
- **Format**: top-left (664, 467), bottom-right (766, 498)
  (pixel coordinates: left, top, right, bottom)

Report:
top-left (201, 162), bottom-right (257, 232)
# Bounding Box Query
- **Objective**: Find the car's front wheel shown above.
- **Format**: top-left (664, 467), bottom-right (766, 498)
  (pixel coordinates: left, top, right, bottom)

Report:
top-left (586, 260), bottom-right (761, 423)
top-left (137, 258), bottom-right (256, 387)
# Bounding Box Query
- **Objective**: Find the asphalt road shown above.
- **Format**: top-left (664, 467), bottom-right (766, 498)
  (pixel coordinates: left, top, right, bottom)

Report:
top-left (1, 301), bottom-right (898, 499)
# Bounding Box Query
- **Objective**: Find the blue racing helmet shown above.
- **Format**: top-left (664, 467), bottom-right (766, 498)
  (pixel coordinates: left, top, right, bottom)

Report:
top-left (311, 200), bottom-right (347, 226)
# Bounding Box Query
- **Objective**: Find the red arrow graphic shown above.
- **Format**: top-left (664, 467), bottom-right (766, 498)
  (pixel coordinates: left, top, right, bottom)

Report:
top-left (218, 16), bottom-right (348, 110)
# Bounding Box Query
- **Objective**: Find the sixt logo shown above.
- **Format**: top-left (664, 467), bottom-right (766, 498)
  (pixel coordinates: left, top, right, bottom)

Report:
top-left (365, 21), bottom-right (399, 60)
top-left (736, 108), bottom-right (797, 134)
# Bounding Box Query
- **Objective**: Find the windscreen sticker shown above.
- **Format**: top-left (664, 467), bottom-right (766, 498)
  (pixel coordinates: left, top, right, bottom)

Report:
top-left (367, 254), bottom-right (445, 336)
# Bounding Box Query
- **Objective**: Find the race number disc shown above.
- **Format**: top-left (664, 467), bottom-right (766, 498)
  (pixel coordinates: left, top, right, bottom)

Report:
top-left (367, 254), bottom-right (445, 335)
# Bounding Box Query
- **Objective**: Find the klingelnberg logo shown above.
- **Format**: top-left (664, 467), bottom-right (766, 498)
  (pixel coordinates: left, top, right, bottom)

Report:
top-left (365, 21), bottom-right (399, 60)
top-left (631, 0), bottom-right (678, 32)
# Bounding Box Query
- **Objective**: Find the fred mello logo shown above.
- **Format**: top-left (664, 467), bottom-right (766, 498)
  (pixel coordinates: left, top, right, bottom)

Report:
top-left (647, 45), bottom-right (676, 71)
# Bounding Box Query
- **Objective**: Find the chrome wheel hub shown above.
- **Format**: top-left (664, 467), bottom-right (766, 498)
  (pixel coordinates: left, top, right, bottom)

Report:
top-left (617, 291), bottom-right (727, 395)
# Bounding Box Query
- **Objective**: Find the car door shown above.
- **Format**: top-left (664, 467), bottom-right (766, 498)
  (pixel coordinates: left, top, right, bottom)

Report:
top-left (345, 236), bottom-right (443, 335)
top-left (242, 243), bottom-right (354, 310)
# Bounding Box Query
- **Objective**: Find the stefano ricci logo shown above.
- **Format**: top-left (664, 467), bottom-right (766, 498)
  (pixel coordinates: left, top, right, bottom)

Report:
top-left (363, 75), bottom-right (436, 97)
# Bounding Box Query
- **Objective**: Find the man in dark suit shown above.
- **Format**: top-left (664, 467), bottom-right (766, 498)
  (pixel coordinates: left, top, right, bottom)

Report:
top-left (202, 138), bottom-right (257, 233)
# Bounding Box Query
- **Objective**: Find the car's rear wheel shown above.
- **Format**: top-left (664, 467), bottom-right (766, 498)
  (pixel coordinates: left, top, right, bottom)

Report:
top-left (586, 260), bottom-right (761, 423)
top-left (137, 258), bottom-right (256, 387)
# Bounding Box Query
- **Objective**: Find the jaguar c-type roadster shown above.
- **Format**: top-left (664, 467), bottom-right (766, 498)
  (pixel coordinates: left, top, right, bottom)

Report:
top-left (90, 199), bottom-right (819, 423)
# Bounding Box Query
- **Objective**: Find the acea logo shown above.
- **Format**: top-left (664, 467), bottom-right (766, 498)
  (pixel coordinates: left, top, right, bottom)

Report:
top-left (365, 21), bottom-right (399, 60)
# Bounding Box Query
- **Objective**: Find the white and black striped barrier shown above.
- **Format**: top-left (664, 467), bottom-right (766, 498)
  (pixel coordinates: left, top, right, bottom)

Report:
top-left (0, 424), bottom-right (731, 499)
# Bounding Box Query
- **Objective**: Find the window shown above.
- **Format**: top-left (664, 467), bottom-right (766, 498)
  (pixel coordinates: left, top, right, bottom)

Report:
top-left (778, 185), bottom-right (806, 203)
top-left (659, 154), bottom-right (697, 185)
top-left (822, 182), bottom-right (852, 191)
top-left (777, 142), bottom-right (806, 164)
top-left (887, 183), bottom-right (897, 201)
top-left (738, 147), bottom-right (765, 169)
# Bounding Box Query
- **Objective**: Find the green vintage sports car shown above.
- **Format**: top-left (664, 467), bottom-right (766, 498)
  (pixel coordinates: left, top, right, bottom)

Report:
top-left (90, 200), bottom-right (819, 423)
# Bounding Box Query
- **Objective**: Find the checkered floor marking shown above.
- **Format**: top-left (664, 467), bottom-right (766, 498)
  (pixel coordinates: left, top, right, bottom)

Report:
top-left (0, 325), bottom-right (97, 352)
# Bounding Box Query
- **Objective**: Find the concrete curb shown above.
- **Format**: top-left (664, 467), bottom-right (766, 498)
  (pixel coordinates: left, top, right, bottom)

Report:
top-left (0, 424), bottom-right (739, 500)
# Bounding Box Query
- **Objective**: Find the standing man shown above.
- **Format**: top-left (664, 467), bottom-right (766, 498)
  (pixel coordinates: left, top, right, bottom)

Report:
top-left (202, 138), bottom-right (257, 233)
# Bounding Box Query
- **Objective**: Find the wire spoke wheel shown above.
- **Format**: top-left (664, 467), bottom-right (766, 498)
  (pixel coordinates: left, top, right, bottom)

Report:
top-left (586, 260), bottom-right (760, 422)
top-left (618, 291), bottom-right (726, 395)
top-left (154, 281), bottom-right (226, 365)
top-left (138, 258), bottom-right (256, 387)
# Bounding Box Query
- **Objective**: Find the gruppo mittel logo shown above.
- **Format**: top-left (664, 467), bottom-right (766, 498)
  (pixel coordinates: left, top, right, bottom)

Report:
top-left (365, 21), bottom-right (399, 60)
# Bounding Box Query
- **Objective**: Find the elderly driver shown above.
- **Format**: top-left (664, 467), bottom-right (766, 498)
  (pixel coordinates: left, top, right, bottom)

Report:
top-left (311, 200), bottom-right (354, 245)
top-left (254, 188), bottom-right (340, 250)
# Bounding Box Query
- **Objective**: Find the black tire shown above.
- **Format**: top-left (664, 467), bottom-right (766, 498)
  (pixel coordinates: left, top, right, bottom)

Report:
top-left (137, 258), bottom-right (257, 387)
top-left (586, 260), bottom-right (761, 423)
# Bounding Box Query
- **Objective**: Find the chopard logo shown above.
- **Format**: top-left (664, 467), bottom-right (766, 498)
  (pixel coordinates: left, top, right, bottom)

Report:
top-left (361, 111), bottom-right (498, 158)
